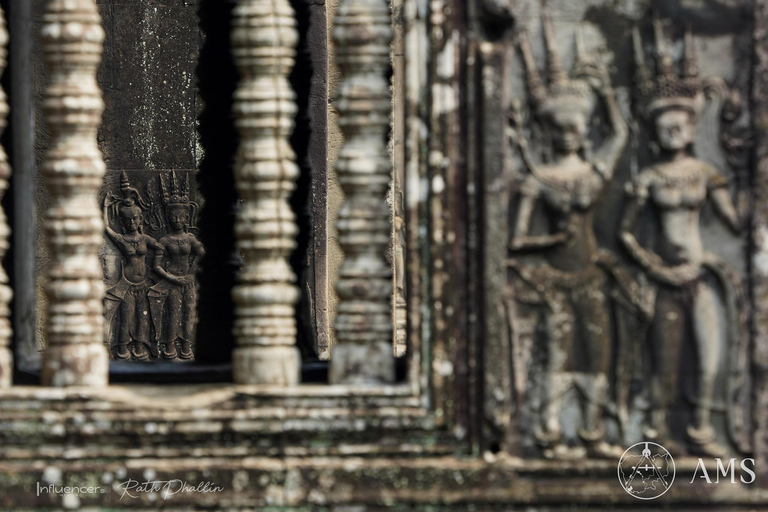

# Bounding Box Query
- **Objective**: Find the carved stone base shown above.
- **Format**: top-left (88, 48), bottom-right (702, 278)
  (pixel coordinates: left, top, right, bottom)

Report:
top-left (233, 345), bottom-right (300, 386)
top-left (329, 341), bottom-right (394, 385)
top-left (41, 344), bottom-right (108, 387)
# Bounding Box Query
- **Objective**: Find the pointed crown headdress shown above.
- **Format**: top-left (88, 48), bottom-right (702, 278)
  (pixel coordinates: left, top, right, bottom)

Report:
top-left (633, 20), bottom-right (703, 118)
top-left (118, 171), bottom-right (149, 210)
top-left (159, 170), bottom-right (190, 208)
top-left (518, 3), bottom-right (597, 119)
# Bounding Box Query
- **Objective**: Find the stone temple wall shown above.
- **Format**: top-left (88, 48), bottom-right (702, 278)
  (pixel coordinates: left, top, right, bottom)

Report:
top-left (2, 0), bottom-right (768, 509)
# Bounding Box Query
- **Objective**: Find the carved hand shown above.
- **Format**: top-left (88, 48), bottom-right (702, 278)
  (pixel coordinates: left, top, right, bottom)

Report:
top-left (648, 263), bottom-right (702, 287)
top-left (622, 232), bottom-right (702, 285)
top-left (577, 58), bottom-right (612, 93)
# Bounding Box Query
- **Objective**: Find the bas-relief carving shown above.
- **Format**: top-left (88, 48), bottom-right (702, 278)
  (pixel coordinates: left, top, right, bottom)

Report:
top-left (503, 9), bottom-right (751, 459)
top-left (102, 171), bottom-right (203, 361)
top-left (506, 8), bottom-right (629, 459)
top-left (620, 21), bottom-right (750, 457)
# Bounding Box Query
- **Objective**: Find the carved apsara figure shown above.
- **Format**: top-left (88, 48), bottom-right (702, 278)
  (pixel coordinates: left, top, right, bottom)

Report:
top-left (506, 11), bottom-right (628, 459)
top-left (104, 172), bottom-right (163, 361)
top-left (620, 23), bottom-right (748, 456)
top-left (148, 171), bottom-right (205, 360)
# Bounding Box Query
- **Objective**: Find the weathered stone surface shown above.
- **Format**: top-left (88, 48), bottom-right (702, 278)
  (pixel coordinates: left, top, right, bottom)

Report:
top-left (230, 0), bottom-right (302, 385)
top-left (30, 0), bottom-right (204, 363)
top-left (39, 0), bottom-right (109, 387)
top-left (101, 170), bottom-right (204, 361)
top-left (0, 385), bottom-right (764, 508)
top-left (5, 0), bottom-right (768, 508)
top-left (0, 6), bottom-right (12, 388)
top-left (482, 0), bottom-right (755, 461)
top-left (751, 0), bottom-right (768, 479)
top-left (328, 0), bottom-right (395, 384)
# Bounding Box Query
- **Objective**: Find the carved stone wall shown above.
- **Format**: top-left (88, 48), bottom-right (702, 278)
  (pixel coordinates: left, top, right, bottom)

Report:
top-left (26, 0), bottom-right (204, 364)
top-left (27, 0), bottom-right (335, 364)
top-left (482, 0), bottom-right (756, 462)
top-left (5, 0), bottom-right (768, 508)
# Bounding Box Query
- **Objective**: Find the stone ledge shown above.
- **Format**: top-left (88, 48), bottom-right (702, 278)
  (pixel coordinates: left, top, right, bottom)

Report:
top-left (0, 456), bottom-right (764, 509)
top-left (0, 384), bottom-right (455, 460)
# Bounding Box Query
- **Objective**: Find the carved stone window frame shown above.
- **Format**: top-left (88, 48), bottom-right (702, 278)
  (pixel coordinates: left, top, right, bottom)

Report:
top-left (0, 0), bottom-right (474, 450)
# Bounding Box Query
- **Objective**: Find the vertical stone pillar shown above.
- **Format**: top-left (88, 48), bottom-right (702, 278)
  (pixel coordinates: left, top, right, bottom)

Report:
top-left (752, 0), bottom-right (768, 476)
top-left (0, 7), bottom-right (12, 388)
top-left (40, 0), bottom-right (108, 387)
top-left (329, 0), bottom-right (395, 384)
top-left (231, 0), bottom-right (301, 385)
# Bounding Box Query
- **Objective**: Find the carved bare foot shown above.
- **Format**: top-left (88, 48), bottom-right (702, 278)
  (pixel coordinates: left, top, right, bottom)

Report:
top-left (162, 342), bottom-right (178, 360)
top-left (114, 343), bottom-right (131, 360)
top-left (132, 341), bottom-right (150, 361)
top-left (585, 441), bottom-right (623, 459)
top-left (643, 427), bottom-right (686, 456)
top-left (686, 426), bottom-right (727, 457)
top-left (178, 340), bottom-right (193, 360)
top-left (543, 444), bottom-right (587, 460)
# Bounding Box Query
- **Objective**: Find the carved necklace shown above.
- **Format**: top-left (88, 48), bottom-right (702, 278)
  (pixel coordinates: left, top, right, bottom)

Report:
top-left (533, 161), bottom-right (597, 193)
top-left (653, 160), bottom-right (706, 187)
top-left (122, 233), bottom-right (142, 250)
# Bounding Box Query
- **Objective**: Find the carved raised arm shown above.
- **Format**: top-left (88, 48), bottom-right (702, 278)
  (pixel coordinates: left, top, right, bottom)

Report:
top-left (592, 68), bottom-right (628, 180)
top-left (40, 0), bottom-right (108, 386)
top-left (102, 199), bottom-right (121, 245)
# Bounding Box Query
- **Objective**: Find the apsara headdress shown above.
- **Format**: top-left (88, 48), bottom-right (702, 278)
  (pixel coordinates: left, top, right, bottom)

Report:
top-left (633, 19), bottom-right (703, 118)
top-left (159, 170), bottom-right (191, 208)
top-left (518, 2), bottom-right (597, 119)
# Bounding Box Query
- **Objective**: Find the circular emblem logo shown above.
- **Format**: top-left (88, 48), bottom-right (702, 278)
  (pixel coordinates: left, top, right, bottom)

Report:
top-left (617, 442), bottom-right (675, 500)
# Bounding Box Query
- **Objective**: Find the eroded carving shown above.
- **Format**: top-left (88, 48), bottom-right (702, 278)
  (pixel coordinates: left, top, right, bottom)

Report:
top-left (104, 173), bottom-right (162, 360)
top-left (505, 10), bottom-right (629, 458)
top-left (621, 21), bottom-right (750, 456)
top-left (394, 188), bottom-right (407, 357)
top-left (103, 171), bottom-right (202, 361)
top-left (148, 171), bottom-right (204, 360)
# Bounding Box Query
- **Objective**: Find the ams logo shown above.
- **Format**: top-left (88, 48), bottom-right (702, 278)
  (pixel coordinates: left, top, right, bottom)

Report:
top-left (690, 458), bottom-right (756, 484)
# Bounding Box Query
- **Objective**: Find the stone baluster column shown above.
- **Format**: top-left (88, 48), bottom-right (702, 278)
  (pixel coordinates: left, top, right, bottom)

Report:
top-left (40, 0), bottom-right (108, 387)
top-left (329, 0), bottom-right (395, 384)
top-left (0, 7), bottom-right (12, 388)
top-left (231, 0), bottom-right (301, 385)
